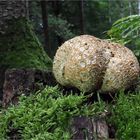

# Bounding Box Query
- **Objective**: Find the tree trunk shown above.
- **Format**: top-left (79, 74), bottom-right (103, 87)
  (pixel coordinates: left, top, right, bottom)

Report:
top-left (0, 0), bottom-right (28, 33)
top-left (0, 0), bottom-right (29, 99)
top-left (0, 0), bottom-right (51, 69)
top-left (41, 0), bottom-right (52, 58)
top-left (120, 1), bottom-right (124, 18)
top-left (108, 0), bottom-right (112, 24)
top-left (79, 0), bottom-right (85, 34)
top-left (52, 0), bottom-right (63, 46)
top-left (0, 0), bottom-right (52, 102)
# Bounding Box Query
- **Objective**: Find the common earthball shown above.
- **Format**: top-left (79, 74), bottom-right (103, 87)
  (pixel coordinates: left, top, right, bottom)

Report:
top-left (53, 35), bottom-right (140, 93)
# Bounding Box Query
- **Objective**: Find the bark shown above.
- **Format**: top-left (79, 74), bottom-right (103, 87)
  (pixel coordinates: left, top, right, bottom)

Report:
top-left (71, 116), bottom-right (109, 140)
top-left (52, 0), bottom-right (63, 46)
top-left (0, 0), bottom-right (53, 106)
top-left (41, 0), bottom-right (52, 57)
top-left (2, 69), bottom-right (35, 107)
top-left (0, 0), bottom-right (29, 103)
top-left (0, 0), bottom-right (52, 69)
top-left (2, 69), bottom-right (57, 108)
top-left (79, 0), bottom-right (85, 34)
top-left (0, 0), bottom-right (28, 33)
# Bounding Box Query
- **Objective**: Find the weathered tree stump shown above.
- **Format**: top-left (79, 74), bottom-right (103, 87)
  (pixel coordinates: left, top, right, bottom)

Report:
top-left (71, 116), bottom-right (109, 140)
top-left (2, 69), bottom-right (35, 107)
top-left (2, 68), bottom-right (57, 107)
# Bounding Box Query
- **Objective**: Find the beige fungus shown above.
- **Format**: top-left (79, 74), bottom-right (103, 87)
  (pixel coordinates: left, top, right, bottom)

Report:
top-left (53, 35), bottom-right (140, 93)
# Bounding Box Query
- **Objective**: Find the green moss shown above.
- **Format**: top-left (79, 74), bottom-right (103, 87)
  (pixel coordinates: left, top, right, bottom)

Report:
top-left (109, 91), bottom-right (140, 140)
top-left (0, 18), bottom-right (52, 70)
top-left (0, 86), bottom-right (105, 139)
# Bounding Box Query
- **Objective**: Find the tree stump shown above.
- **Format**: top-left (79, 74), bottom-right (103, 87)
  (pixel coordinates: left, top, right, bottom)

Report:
top-left (71, 116), bottom-right (109, 140)
top-left (2, 68), bottom-right (57, 107)
top-left (2, 69), bottom-right (35, 107)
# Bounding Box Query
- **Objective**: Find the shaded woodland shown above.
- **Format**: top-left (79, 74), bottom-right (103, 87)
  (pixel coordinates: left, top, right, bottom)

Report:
top-left (0, 0), bottom-right (140, 140)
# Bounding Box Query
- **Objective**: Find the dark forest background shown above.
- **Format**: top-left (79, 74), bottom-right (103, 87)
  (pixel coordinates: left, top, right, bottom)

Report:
top-left (29, 0), bottom-right (138, 58)
top-left (1, 1), bottom-right (140, 140)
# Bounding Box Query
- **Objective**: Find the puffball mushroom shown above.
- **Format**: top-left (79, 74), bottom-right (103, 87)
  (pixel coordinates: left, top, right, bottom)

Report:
top-left (53, 35), bottom-right (139, 93)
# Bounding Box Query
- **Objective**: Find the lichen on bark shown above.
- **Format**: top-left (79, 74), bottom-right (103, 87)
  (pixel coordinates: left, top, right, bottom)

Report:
top-left (0, 18), bottom-right (52, 70)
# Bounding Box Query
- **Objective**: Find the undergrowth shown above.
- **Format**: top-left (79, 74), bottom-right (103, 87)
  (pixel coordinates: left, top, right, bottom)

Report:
top-left (0, 85), bottom-right (140, 140)
top-left (0, 86), bottom-right (105, 140)
top-left (109, 91), bottom-right (140, 140)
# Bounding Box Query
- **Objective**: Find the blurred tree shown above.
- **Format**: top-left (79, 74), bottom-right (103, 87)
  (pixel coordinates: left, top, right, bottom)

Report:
top-left (51, 0), bottom-right (63, 45)
top-left (40, 0), bottom-right (52, 57)
top-left (29, 0), bottom-right (75, 56)
top-left (84, 0), bottom-right (110, 37)
top-left (108, 0), bottom-right (138, 23)
top-left (79, 0), bottom-right (85, 34)
top-left (28, 0), bottom-right (139, 56)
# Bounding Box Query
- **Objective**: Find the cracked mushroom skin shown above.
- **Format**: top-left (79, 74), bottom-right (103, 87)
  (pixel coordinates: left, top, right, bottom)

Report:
top-left (53, 35), bottom-right (139, 93)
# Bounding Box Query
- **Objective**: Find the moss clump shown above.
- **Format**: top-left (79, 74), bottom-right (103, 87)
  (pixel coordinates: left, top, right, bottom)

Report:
top-left (0, 86), bottom-right (105, 139)
top-left (0, 18), bottom-right (52, 70)
top-left (109, 91), bottom-right (140, 140)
